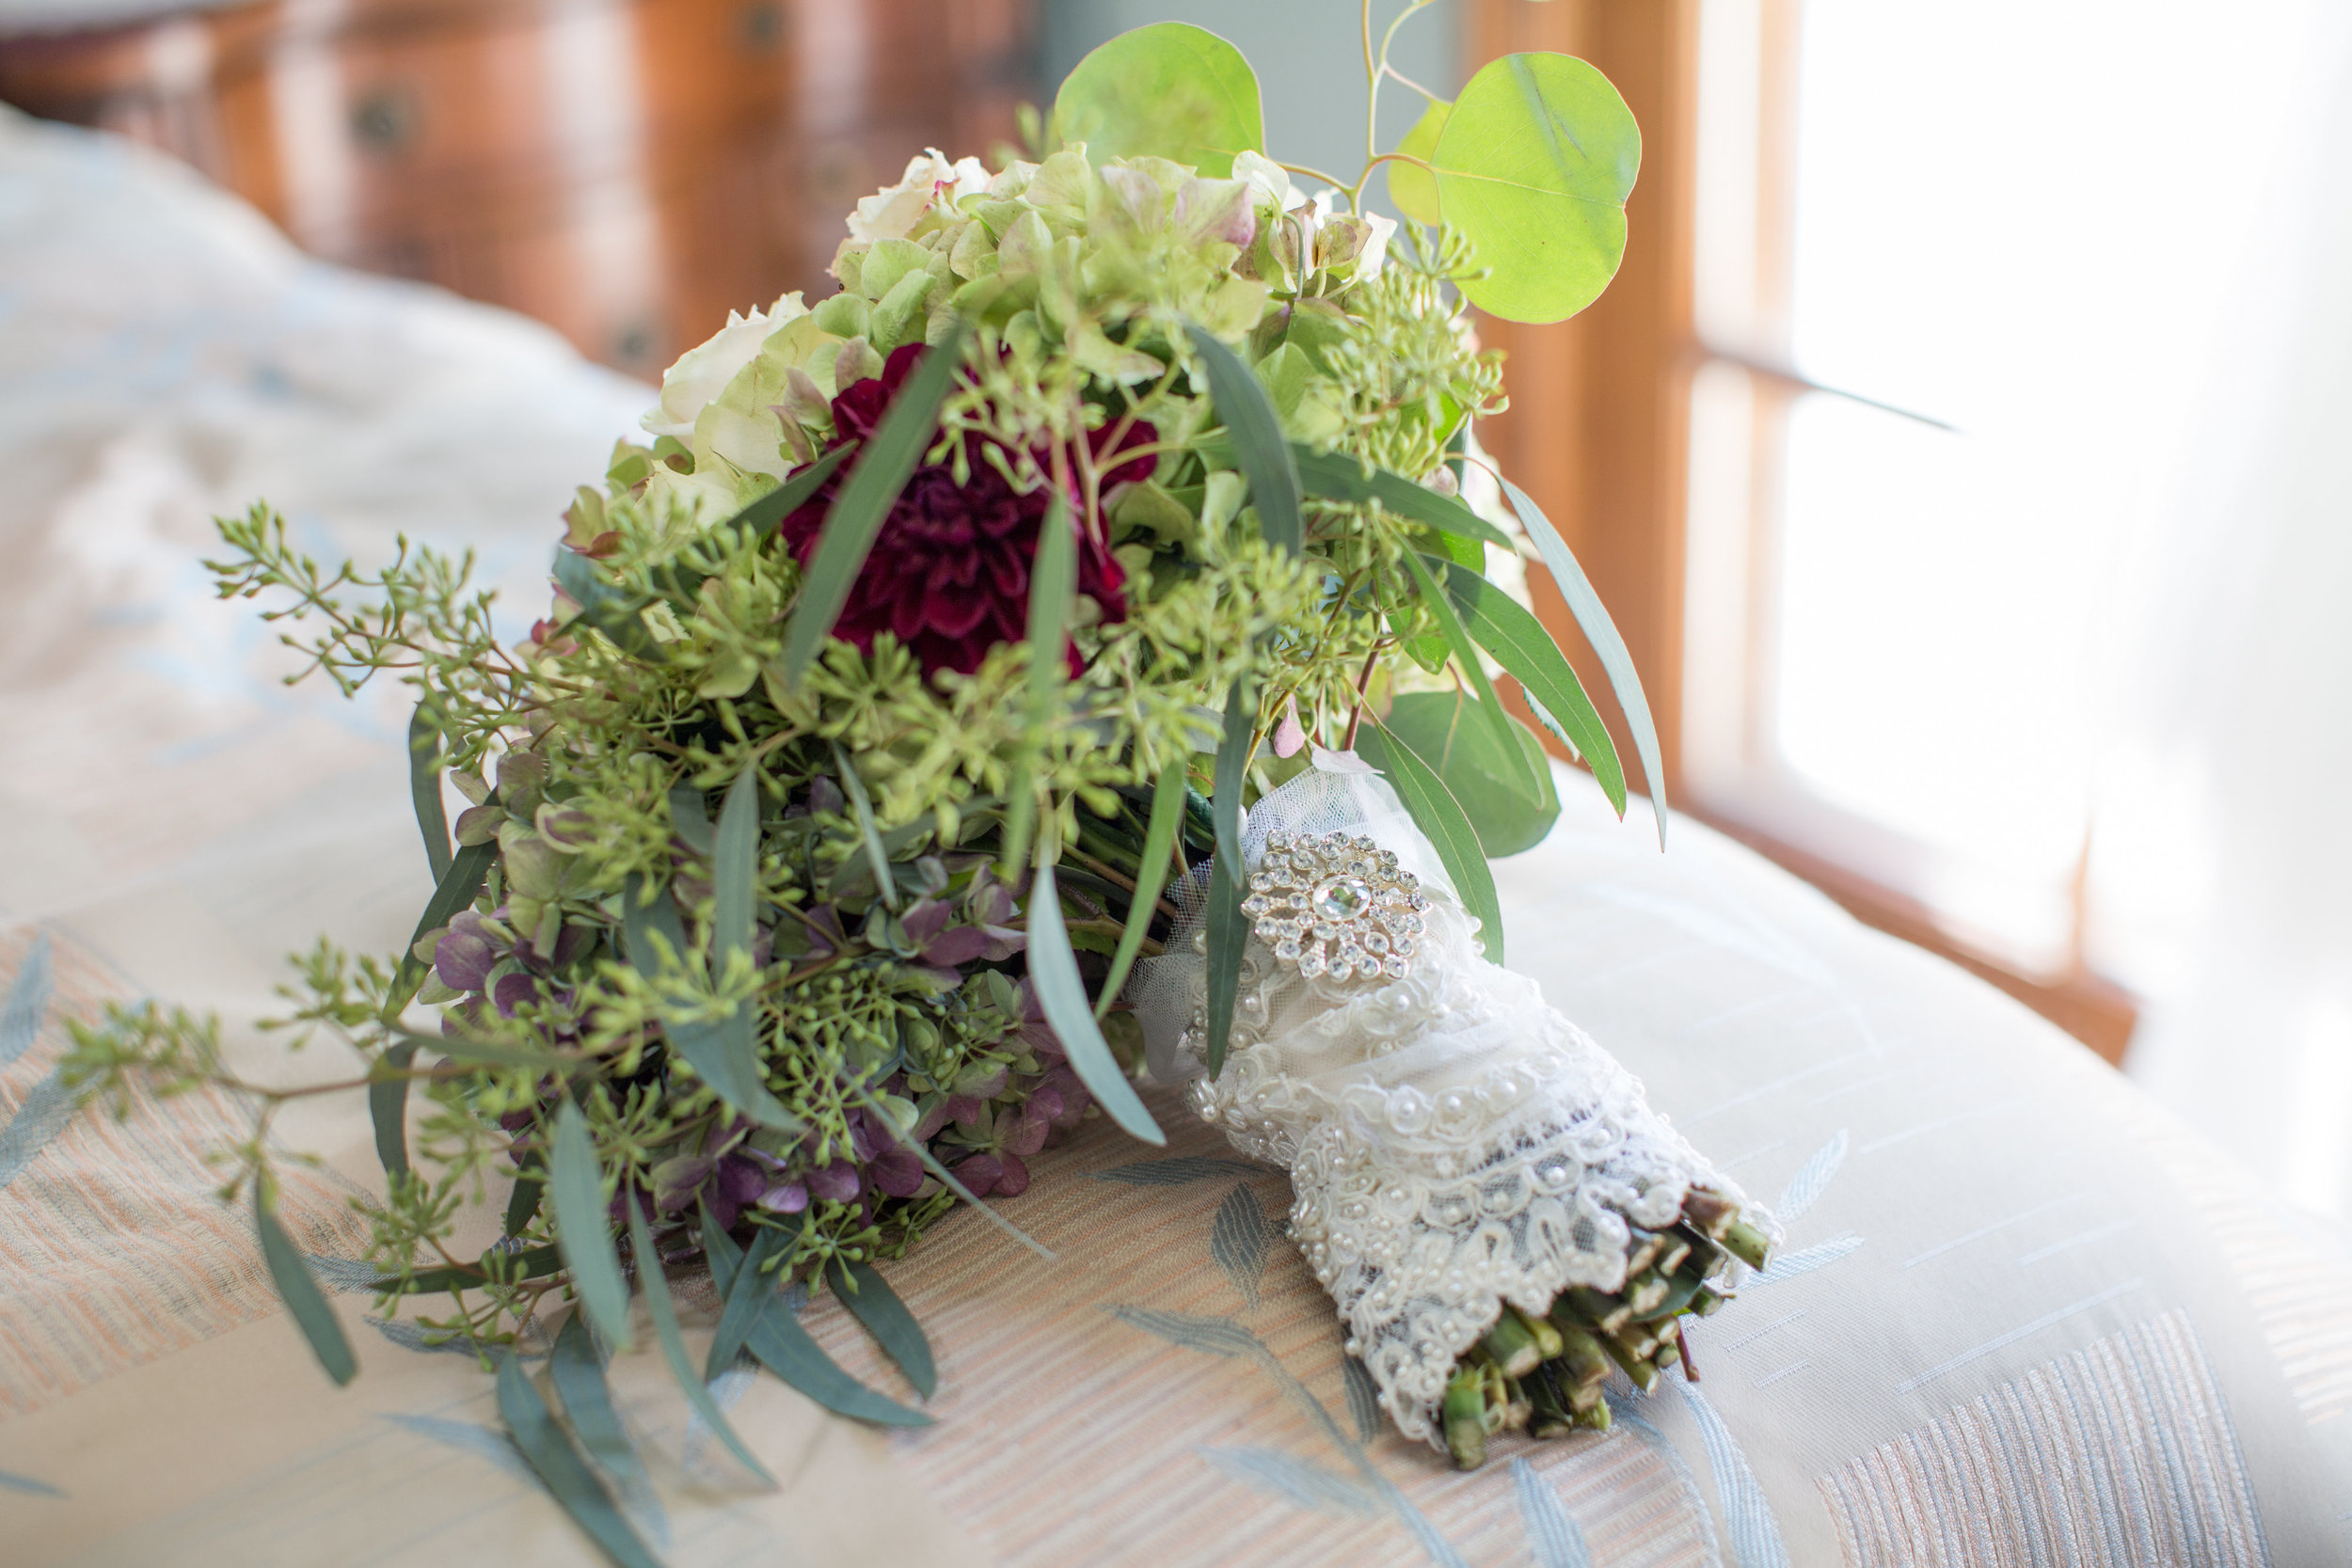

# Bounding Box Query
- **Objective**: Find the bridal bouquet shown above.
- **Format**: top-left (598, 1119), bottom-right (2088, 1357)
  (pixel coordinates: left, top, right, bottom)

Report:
top-left (63, 8), bottom-right (1773, 1559)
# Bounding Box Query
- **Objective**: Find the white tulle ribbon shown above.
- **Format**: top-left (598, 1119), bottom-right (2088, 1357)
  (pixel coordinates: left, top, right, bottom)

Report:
top-left (1131, 755), bottom-right (1773, 1448)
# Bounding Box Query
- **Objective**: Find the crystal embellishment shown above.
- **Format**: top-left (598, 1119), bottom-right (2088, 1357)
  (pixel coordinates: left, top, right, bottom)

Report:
top-left (1248, 831), bottom-right (1426, 986)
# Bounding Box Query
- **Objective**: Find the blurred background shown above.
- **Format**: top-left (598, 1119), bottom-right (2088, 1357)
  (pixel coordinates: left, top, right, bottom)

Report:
top-left (4, 0), bottom-right (2349, 1208)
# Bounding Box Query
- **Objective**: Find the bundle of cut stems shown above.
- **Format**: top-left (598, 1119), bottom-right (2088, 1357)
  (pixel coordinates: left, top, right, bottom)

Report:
top-left (1440, 1186), bottom-right (1771, 1468)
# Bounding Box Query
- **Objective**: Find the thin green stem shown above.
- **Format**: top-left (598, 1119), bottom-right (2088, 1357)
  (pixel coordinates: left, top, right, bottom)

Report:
top-left (1351, 150), bottom-right (1433, 213)
top-left (1382, 61), bottom-right (1444, 103)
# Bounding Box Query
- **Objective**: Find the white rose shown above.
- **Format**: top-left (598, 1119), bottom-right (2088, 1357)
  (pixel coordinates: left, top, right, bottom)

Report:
top-left (641, 292), bottom-right (807, 438)
top-left (847, 149), bottom-right (993, 244)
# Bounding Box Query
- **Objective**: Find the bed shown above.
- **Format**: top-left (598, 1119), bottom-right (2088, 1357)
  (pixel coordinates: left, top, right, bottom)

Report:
top-left (6, 107), bottom-right (2350, 1567)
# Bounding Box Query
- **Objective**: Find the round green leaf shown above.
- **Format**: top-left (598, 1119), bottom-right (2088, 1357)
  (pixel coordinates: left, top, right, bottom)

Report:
top-left (1386, 98), bottom-right (1451, 225)
top-left (1432, 53), bottom-right (1641, 324)
top-left (1383, 690), bottom-right (1560, 857)
top-left (1050, 23), bottom-right (1264, 178)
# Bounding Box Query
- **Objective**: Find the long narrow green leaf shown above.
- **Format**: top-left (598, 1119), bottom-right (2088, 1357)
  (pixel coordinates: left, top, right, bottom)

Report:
top-left (624, 1199), bottom-right (777, 1484)
top-left (1026, 494), bottom-right (1075, 708)
top-left (620, 878), bottom-right (802, 1133)
top-left (1397, 550), bottom-right (1545, 804)
top-left (407, 705), bottom-right (453, 884)
top-left (1186, 325), bottom-right (1301, 554)
top-left (505, 1175), bottom-right (543, 1238)
top-left (1427, 555), bottom-right (1626, 815)
top-left (702, 1225), bottom-right (932, 1427)
top-left (744, 1298), bottom-right (935, 1427)
top-left (666, 785), bottom-right (714, 856)
top-left (781, 319), bottom-right (970, 684)
top-left (551, 1100), bottom-right (633, 1352)
top-left (1002, 495), bottom-right (1076, 887)
top-left (1359, 717), bottom-right (1505, 965)
top-left (497, 1351), bottom-right (663, 1568)
top-left (712, 768), bottom-right (759, 963)
top-left (1292, 445), bottom-right (1513, 549)
top-left (551, 1310), bottom-right (652, 1499)
top-left (371, 1042), bottom-right (420, 1181)
top-left (825, 1258), bottom-right (937, 1398)
top-left (723, 438), bottom-right (857, 537)
top-left (254, 1186), bottom-right (357, 1386)
top-left (829, 745), bottom-right (897, 912)
top-left (1026, 863), bottom-right (1165, 1145)
top-left (705, 1214), bottom-right (792, 1381)
top-left (373, 839), bottom-right (497, 1178)
top-left (1499, 475), bottom-right (1668, 847)
top-left (1095, 765), bottom-right (1186, 1017)
top-left (1203, 680), bottom-right (1254, 1078)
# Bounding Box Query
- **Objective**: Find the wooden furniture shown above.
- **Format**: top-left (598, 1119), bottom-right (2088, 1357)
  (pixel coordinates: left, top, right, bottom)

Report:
top-left (0, 0), bottom-right (1035, 376)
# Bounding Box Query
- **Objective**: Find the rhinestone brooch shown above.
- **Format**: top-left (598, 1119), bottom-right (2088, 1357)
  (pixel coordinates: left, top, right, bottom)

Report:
top-left (1241, 831), bottom-right (1428, 983)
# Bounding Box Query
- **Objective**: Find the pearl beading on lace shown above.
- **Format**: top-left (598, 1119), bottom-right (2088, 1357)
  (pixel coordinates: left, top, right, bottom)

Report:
top-left (1134, 763), bottom-right (1773, 1451)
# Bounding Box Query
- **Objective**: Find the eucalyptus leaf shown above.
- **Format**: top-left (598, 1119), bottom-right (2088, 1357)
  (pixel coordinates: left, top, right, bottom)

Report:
top-left (704, 1212), bottom-right (932, 1426)
top-left (254, 1186), bottom-right (357, 1386)
top-left (1386, 98), bottom-right (1451, 225)
top-left (1433, 52), bottom-right (1642, 324)
top-left (781, 318), bottom-right (968, 684)
top-left (1358, 717), bottom-right (1505, 964)
top-left (1203, 679), bottom-right (1253, 1077)
top-left (624, 1199), bottom-right (776, 1485)
top-left (722, 438), bottom-right (856, 537)
top-left (373, 839), bottom-right (497, 1178)
top-left (1026, 863), bottom-right (1165, 1145)
top-left (1381, 690), bottom-right (1559, 859)
top-left (505, 1175), bottom-right (543, 1238)
top-left (1426, 554), bottom-right (1626, 815)
top-left (497, 1351), bottom-right (662, 1568)
top-left (1499, 475), bottom-right (1667, 846)
top-left (847, 1085), bottom-right (1057, 1261)
top-left (826, 1258), bottom-right (937, 1398)
top-left (407, 705), bottom-right (453, 884)
top-left (551, 1310), bottom-right (652, 1499)
top-left (1026, 494), bottom-right (1075, 711)
top-left (1095, 764), bottom-right (1186, 1017)
top-left (1290, 445), bottom-right (1511, 549)
top-left (1186, 325), bottom-right (1302, 554)
top-left (551, 1099), bottom-right (633, 1353)
top-left (1396, 549), bottom-right (1545, 805)
top-left (1051, 23), bottom-right (1263, 177)
top-left (713, 768), bottom-right (759, 962)
top-left (704, 1214), bottom-right (791, 1381)
top-left (620, 878), bottom-right (802, 1133)
top-left (830, 745), bottom-right (897, 912)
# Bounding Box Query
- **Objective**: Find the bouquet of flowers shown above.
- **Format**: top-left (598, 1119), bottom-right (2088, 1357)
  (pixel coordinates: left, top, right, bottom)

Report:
top-left (63, 9), bottom-right (1773, 1559)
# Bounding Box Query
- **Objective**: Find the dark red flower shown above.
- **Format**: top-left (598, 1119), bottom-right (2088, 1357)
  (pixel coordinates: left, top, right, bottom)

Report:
top-left (779, 343), bottom-right (1154, 676)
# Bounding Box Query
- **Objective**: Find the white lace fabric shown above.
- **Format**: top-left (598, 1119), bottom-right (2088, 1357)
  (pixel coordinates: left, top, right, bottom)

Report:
top-left (1133, 755), bottom-right (1775, 1449)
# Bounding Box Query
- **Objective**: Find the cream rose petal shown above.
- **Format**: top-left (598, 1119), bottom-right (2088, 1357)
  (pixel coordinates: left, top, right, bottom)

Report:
top-left (641, 292), bottom-right (807, 438)
top-left (847, 150), bottom-right (988, 245)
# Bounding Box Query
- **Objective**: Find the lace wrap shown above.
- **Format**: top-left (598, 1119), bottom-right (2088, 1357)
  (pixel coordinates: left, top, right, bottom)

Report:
top-left (1132, 755), bottom-right (1773, 1449)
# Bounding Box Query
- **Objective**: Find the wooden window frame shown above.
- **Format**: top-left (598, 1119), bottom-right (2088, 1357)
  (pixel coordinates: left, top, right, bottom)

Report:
top-left (1461, 0), bottom-right (2135, 1064)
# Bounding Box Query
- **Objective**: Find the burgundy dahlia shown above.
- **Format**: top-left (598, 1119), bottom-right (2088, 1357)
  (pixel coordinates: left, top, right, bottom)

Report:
top-left (779, 342), bottom-right (1154, 676)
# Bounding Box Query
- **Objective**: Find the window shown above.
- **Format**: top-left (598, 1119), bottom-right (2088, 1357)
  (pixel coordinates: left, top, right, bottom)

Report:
top-left (1461, 0), bottom-right (2341, 1062)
